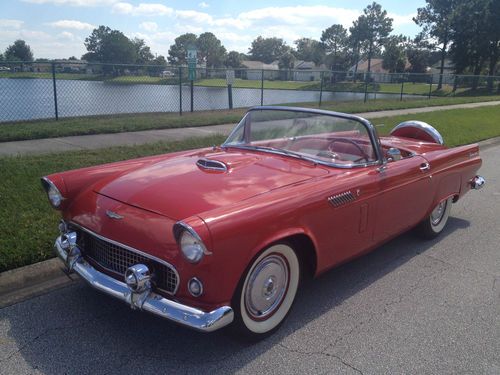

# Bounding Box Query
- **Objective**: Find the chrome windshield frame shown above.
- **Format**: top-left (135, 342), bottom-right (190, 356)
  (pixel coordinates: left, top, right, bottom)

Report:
top-left (221, 106), bottom-right (384, 169)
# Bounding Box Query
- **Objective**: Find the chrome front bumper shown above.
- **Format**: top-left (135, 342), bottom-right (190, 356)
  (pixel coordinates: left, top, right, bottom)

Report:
top-left (54, 235), bottom-right (234, 332)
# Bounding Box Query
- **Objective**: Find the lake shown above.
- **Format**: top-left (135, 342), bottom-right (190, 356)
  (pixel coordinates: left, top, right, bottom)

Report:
top-left (0, 78), bottom-right (405, 122)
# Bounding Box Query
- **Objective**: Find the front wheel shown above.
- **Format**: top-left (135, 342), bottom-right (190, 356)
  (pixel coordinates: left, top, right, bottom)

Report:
top-left (416, 197), bottom-right (452, 239)
top-left (233, 243), bottom-right (300, 339)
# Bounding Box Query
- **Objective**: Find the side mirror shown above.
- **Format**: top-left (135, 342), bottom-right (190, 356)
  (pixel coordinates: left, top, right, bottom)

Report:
top-left (387, 147), bottom-right (402, 162)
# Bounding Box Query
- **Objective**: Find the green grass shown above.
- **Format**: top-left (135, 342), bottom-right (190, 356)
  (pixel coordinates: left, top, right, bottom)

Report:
top-left (1, 105), bottom-right (500, 272)
top-left (0, 72), bottom-right (100, 80)
top-left (195, 78), bottom-right (315, 90)
top-left (0, 135), bottom-right (226, 273)
top-left (2, 96), bottom-right (500, 143)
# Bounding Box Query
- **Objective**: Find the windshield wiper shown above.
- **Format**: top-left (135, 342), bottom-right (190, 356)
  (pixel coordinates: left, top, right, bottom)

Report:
top-left (230, 145), bottom-right (318, 166)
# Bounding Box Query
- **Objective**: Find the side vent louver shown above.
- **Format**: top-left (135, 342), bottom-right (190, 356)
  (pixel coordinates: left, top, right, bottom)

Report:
top-left (196, 158), bottom-right (228, 172)
top-left (328, 191), bottom-right (356, 207)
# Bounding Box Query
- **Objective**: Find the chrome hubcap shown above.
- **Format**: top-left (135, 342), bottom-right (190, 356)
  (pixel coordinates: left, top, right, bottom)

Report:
top-left (431, 200), bottom-right (447, 225)
top-left (245, 255), bottom-right (289, 320)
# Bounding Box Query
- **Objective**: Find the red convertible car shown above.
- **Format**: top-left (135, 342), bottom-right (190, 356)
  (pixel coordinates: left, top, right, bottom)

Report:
top-left (42, 106), bottom-right (485, 338)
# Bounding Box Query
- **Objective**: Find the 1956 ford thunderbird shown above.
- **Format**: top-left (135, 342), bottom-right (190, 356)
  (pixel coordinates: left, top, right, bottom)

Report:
top-left (42, 106), bottom-right (485, 338)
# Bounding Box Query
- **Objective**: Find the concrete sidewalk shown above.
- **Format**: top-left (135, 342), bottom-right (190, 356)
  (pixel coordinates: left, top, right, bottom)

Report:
top-left (1, 100), bottom-right (499, 156)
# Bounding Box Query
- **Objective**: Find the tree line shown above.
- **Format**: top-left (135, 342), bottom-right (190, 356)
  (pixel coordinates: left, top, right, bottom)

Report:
top-left (2, 0), bottom-right (499, 88)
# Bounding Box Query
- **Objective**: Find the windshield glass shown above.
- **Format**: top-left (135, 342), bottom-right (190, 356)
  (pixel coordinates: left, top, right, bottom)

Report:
top-left (223, 108), bottom-right (377, 167)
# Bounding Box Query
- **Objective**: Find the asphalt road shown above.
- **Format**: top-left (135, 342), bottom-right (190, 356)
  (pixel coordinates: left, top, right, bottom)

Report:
top-left (1, 144), bottom-right (499, 375)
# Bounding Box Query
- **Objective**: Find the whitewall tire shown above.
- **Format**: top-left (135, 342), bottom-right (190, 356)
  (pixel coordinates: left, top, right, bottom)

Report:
top-left (234, 243), bottom-right (300, 337)
top-left (417, 197), bottom-right (452, 239)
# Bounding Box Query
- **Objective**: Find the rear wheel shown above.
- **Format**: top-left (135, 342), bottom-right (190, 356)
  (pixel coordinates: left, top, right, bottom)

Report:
top-left (416, 197), bottom-right (452, 239)
top-left (233, 243), bottom-right (300, 339)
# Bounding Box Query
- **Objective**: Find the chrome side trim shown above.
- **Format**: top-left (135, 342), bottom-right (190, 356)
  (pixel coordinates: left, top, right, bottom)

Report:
top-left (196, 158), bottom-right (228, 172)
top-left (328, 191), bottom-right (356, 207)
top-left (390, 121), bottom-right (444, 145)
top-left (54, 236), bottom-right (234, 332)
top-left (69, 221), bottom-right (180, 295)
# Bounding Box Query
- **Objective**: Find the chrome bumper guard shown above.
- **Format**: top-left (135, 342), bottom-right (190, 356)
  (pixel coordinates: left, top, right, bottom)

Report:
top-left (54, 235), bottom-right (234, 332)
top-left (470, 175), bottom-right (486, 190)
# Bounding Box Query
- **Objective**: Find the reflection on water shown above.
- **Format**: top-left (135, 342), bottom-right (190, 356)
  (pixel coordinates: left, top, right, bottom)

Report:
top-left (0, 78), bottom-right (405, 122)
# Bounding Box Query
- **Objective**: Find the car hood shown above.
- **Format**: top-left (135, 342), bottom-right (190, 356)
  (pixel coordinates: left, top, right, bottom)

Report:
top-left (93, 149), bottom-right (328, 220)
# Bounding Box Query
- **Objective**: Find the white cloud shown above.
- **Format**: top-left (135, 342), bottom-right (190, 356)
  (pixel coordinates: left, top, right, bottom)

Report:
top-left (112, 2), bottom-right (174, 16)
top-left (139, 21), bottom-right (158, 32)
top-left (47, 20), bottom-right (95, 30)
top-left (198, 2), bottom-right (209, 8)
top-left (0, 19), bottom-right (24, 29)
top-left (175, 10), bottom-right (213, 24)
top-left (389, 12), bottom-right (417, 27)
top-left (22, 0), bottom-right (117, 6)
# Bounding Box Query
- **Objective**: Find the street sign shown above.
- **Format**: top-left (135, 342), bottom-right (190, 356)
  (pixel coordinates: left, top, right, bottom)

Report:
top-left (226, 70), bottom-right (235, 85)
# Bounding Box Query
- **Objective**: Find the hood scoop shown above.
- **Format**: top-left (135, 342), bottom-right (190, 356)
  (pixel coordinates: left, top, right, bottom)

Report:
top-left (196, 158), bottom-right (228, 172)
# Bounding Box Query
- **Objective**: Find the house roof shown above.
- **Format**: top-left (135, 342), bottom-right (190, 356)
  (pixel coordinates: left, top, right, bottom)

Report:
top-left (241, 60), bottom-right (279, 70)
top-left (349, 58), bottom-right (411, 73)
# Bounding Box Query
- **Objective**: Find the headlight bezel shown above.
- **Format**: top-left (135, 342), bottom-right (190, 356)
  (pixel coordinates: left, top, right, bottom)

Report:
top-left (173, 222), bottom-right (209, 264)
top-left (41, 177), bottom-right (65, 209)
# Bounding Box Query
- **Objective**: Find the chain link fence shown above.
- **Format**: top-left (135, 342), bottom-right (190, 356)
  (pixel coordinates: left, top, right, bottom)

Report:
top-left (1, 61), bottom-right (499, 123)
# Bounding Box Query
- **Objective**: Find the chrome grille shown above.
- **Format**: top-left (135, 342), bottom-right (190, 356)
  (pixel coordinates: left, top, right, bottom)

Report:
top-left (74, 227), bottom-right (178, 294)
top-left (328, 191), bottom-right (356, 207)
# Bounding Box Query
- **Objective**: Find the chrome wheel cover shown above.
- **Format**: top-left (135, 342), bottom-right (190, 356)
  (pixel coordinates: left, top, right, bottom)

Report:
top-left (431, 200), bottom-right (448, 225)
top-left (244, 254), bottom-right (289, 320)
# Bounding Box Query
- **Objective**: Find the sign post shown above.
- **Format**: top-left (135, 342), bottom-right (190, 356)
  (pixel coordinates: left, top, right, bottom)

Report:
top-left (187, 45), bottom-right (197, 112)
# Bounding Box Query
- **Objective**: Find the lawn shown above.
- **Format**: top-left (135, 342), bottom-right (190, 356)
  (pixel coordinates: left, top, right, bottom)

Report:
top-left (195, 78), bottom-right (315, 90)
top-left (0, 72), bottom-right (100, 80)
top-left (1, 105), bottom-right (499, 272)
top-left (2, 95), bottom-right (500, 142)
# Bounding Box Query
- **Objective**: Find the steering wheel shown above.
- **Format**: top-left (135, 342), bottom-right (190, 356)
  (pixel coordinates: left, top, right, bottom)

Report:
top-left (328, 138), bottom-right (370, 163)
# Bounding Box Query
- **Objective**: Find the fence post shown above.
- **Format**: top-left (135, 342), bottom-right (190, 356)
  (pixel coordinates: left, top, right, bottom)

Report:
top-left (179, 66), bottom-right (183, 116)
top-left (428, 74), bottom-right (433, 99)
top-left (51, 62), bottom-right (59, 121)
top-left (400, 75), bottom-right (404, 101)
top-left (319, 71), bottom-right (324, 107)
top-left (260, 69), bottom-right (264, 106)
top-left (363, 74), bottom-right (369, 103)
top-left (228, 84), bottom-right (233, 109)
top-left (190, 78), bottom-right (194, 112)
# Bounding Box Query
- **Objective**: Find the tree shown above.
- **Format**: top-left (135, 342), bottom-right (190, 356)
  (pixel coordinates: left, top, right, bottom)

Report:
top-left (83, 26), bottom-right (136, 64)
top-left (68, 56), bottom-right (78, 61)
top-left (320, 24), bottom-right (348, 70)
top-left (132, 38), bottom-right (154, 64)
top-left (168, 33), bottom-right (197, 65)
top-left (382, 35), bottom-right (408, 73)
top-left (278, 51), bottom-right (296, 80)
top-left (249, 36), bottom-right (288, 63)
top-left (197, 32), bottom-right (227, 68)
top-left (225, 51), bottom-right (244, 68)
top-left (293, 38), bottom-right (324, 65)
top-left (406, 37), bottom-right (431, 73)
top-left (4, 40), bottom-right (34, 62)
top-left (448, 0), bottom-right (500, 90)
top-left (353, 2), bottom-right (393, 75)
top-left (414, 0), bottom-right (456, 89)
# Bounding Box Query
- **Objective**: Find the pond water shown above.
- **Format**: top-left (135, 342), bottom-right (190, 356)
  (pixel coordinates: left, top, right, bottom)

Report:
top-left (0, 78), bottom-right (406, 122)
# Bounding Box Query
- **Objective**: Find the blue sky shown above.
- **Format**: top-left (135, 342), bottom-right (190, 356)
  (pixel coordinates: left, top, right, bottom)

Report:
top-left (0, 0), bottom-right (426, 59)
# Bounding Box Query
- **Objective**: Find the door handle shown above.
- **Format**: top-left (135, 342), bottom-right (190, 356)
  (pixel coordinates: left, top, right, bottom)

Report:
top-left (419, 162), bottom-right (430, 171)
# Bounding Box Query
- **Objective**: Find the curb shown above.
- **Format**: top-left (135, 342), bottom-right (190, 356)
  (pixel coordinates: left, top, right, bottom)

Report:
top-left (1, 136), bottom-right (499, 308)
top-left (0, 257), bottom-right (77, 308)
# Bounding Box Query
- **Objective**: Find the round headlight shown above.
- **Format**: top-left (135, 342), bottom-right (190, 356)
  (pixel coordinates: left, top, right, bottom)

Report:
top-left (180, 230), bottom-right (206, 263)
top-left (41, 177), bottom-right (64, 209)
top-left (48, 184), bottom-right (63, 207)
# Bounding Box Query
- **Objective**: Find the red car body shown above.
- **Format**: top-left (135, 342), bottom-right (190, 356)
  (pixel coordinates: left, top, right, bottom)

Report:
top-left (43, 107), bottom-right (484, 335)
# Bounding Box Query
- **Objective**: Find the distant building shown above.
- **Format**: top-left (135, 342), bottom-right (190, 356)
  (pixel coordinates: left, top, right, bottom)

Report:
top-left (348, 58), bottom-right (410, 83)
top-left (292, 61), bottom-right (328, 81)
top-left (241, 60), bottom-right (279, 80)
top-left (429, 59), bottom-right (455, 84)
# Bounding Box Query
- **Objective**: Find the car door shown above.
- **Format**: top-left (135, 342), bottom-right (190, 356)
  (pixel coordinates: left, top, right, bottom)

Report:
top-left (373, 155), bottom-right (433, 243)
